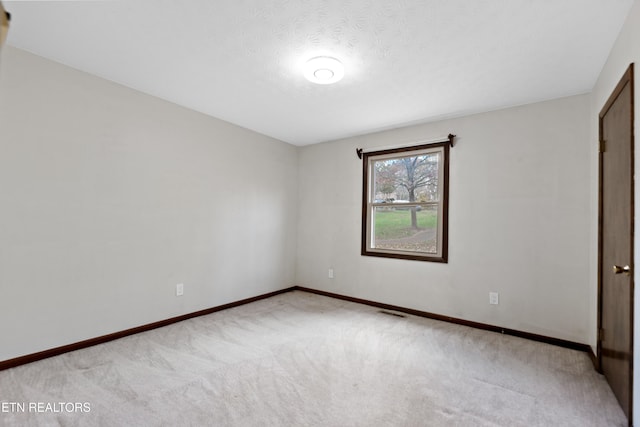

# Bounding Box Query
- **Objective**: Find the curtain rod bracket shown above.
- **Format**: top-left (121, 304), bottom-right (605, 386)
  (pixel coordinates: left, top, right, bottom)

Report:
top-left (448, 133), bottom-right (456, 147)
top-left (356, 148), bottom-right (363, 159)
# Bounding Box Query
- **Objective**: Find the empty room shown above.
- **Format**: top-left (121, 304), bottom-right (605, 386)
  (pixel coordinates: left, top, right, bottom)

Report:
top-left (0, 1), bottom-right (638, 426)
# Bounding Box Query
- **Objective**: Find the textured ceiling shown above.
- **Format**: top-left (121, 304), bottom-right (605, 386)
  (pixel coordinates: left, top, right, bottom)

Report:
top-left (3, 0), bottom-right (635, 146)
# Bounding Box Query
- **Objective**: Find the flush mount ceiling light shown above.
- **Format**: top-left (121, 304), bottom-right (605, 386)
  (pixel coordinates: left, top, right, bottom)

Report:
top-left (303, 56), bottom-right (344, 85)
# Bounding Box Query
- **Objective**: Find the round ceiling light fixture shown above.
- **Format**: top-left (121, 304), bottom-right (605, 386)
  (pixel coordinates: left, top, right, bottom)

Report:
top-left (304, 56), bottom-right (344, 84)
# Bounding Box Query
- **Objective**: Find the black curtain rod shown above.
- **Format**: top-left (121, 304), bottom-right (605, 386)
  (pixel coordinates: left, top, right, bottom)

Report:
top-left (356, 133), bottom-right (456, 159)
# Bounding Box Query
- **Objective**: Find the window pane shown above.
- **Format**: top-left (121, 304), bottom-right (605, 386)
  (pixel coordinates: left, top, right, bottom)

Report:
top-left (373, 153), bottom-right (440, 203)
top-left (372, 204), bottom-right (438, 254)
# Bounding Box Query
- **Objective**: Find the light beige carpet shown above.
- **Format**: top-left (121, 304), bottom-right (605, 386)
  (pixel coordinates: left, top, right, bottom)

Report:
top-left (0, 291), bottom-right (628, 426)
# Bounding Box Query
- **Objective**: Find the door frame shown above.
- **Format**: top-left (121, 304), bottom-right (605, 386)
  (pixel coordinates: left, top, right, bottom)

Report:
top-left (597, 63), bottom-right (634, 424)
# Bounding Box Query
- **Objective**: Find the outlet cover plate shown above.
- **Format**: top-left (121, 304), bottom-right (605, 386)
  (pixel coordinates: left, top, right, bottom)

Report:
top-left (489, 292), bottom-right (499, 305)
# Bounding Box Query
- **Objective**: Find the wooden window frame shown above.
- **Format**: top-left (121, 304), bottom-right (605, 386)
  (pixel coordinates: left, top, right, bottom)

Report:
top-left (361, 142), bottom-right (450, 263)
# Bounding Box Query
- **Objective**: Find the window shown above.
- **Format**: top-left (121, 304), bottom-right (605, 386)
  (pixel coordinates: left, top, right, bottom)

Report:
top-left (361, 142), bottom-right (449, 262)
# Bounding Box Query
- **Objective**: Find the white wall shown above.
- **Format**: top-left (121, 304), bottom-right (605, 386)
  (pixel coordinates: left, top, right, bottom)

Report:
top-left (296, 94), bottom-right (591, 344)
top-left (0, 47), bottom-right (298, 361)
top-left (590, 0), bottom-right (640, 422)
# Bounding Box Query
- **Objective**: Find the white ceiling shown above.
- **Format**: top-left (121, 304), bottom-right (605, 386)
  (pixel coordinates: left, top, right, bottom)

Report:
top-left (3, 0), bottom-right (635, 146)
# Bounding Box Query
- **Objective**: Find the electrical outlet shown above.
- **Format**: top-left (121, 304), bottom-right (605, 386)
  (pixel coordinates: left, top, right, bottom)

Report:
top-left (176, 283), bottom-right (184, 296)
top-left (328, 268), bottom-right (334, 279)
top-left (489, 292), bottom-right (499, 305)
